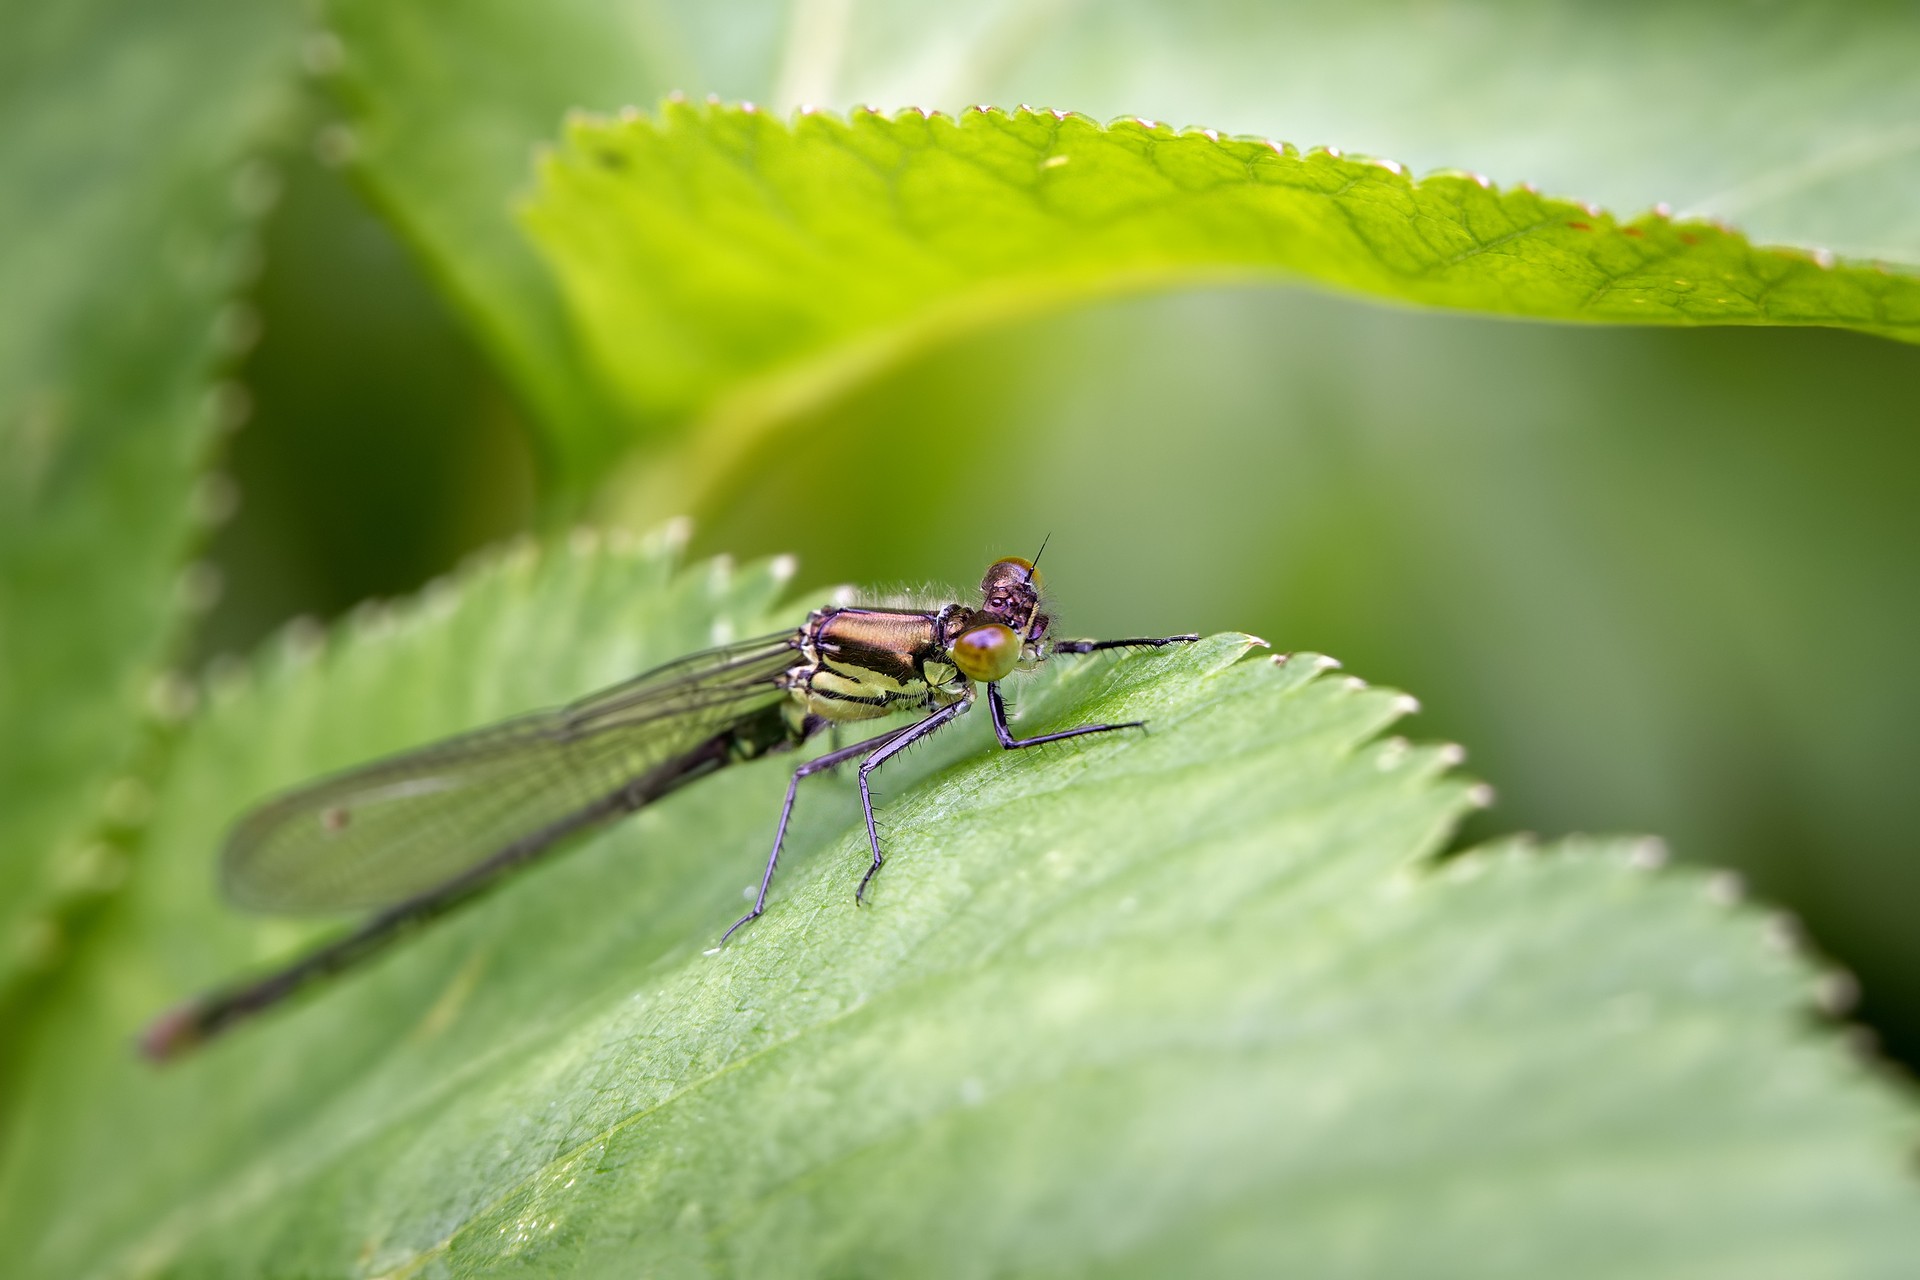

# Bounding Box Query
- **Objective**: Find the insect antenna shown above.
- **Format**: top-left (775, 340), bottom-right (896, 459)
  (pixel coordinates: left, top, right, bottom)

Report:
top-left (1019, 533), bottom-right (1052, 638)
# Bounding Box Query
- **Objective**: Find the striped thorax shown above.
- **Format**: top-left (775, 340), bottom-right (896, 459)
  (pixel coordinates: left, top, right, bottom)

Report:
top-left (781, 557), bottom-right (1053, 724)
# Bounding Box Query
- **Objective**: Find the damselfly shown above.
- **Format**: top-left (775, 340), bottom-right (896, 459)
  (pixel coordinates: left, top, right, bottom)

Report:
top-left (141, 554), bottom-right (1195, 1059)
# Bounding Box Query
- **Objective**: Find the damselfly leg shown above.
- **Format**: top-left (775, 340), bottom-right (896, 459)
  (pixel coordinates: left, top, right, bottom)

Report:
top-left (984, 633), bottom-right (1199, 746)
top-left (853, 698), bottom-right (973, 903)
top-left (723, 720), bottom-right (916, 944)
top-left (985, 681), bottom-right (1145, 750)
top-left (987, 632), bottom-right (1201, 745)
top-left (1050, 633), bottom-right (1200, 654)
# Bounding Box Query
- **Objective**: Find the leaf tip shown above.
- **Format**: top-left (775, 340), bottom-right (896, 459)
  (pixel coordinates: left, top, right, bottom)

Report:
top-left (1817, 968), bottom-right (1861, 1016)
top-left (1763, 910), bottom-right (1805, 955)
top-left (1627, 837), bottom-right (1668, 870)
top-left (146, 670), bottom-right (199, 724)
top-left (278, 613), bottom-right (326, 665)
top-left (653, 515), bottom-right (694, 557)
top-left (1374, 736), bottom-right (1410, 770)
top-left (175, 560), bottom-right (224, 616)
top-left (313, 122), bottom-right (357, 170)
top-left (103, 775), bottom-right (155, 827)
top-left (345, 596), bottom-right (400, 643)
top-left (300, 30), bottom-right (344, 79)
top-left (1705, 869), bottom-right (1746, 905)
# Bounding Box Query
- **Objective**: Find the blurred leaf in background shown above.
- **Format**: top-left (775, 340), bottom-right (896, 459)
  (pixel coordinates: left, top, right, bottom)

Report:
top-left (323, 0), bottom-right (1920, 481)
top-left (3, 0), bottom-right (1919, 1271)
top-left (0, 0), bottom-right (304, 993)
top-left (196, 141), bottom-right (536, 661)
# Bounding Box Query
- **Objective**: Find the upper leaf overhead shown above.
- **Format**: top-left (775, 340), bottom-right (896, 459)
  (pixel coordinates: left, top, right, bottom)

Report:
top-left (1, 536), bottom-right (1914, 1275)
top-left (325, 0), bottom-right (1920, 486)
top-left (822, 3), bottom-right (1920, 265)
top-left (525, 103), bottom-right (1920, 476)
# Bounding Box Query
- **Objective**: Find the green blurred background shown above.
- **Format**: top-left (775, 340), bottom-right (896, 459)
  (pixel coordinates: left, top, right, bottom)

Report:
top-left (202, 137), bottom-right (1920, 1071)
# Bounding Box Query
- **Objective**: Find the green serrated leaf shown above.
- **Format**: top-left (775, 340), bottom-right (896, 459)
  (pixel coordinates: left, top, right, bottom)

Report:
top-left (0, 1), bottom-right (305, 992)
top-left (1, 540), bottom-right (1912, 1276)
top-left (823, 3), bottom-right (1920, 265)
top-left (526, 103), bottom-right (1919, 476)
top-left (318, 1), bottom-right (1920, 486)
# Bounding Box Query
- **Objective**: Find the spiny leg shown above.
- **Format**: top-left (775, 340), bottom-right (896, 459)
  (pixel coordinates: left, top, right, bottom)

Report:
top-left (854, 697), bottom-right (973, 904)
top-left (1050, 633), bottom-right (1199, 655)
top-left (721, 722), bottom-right (916, 943)
top-left (1004, 634), bottom-right (1197, 748)
top-left (986, 681), bottom-right (1151, 750)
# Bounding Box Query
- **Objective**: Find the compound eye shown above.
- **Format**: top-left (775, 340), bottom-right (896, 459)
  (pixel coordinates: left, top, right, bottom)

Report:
top-left (952, 623), bottom-right (1021, 682)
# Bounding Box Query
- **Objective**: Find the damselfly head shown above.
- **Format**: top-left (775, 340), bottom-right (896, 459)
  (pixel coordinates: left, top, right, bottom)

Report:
top-left (974, 557), bottom-right (1051, 645)
top-left (983, 555), bottom-right (1041, 592)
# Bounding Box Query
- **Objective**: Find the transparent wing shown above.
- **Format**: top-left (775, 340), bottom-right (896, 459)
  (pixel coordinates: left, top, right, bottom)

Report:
top-left (220, 633), bottom-right (802, 914)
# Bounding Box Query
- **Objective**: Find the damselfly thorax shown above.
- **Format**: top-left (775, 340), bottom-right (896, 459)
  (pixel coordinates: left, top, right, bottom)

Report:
top-left (784, 557), bottom-right (1051, 724)
top-left (786, 608), bottom-right (961, 722)
top-left (141, 554), bottom-right (1195, 1060)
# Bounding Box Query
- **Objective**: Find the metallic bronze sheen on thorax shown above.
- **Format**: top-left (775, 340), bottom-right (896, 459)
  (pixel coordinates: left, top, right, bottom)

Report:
top-left (790, 608), bottom-right (952, 722)
top-left (816, 609), bottom-right (941, 676)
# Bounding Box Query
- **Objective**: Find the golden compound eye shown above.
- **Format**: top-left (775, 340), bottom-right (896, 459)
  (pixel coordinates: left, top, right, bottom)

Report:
top-left (952, 623), bottom-right (1021, 682)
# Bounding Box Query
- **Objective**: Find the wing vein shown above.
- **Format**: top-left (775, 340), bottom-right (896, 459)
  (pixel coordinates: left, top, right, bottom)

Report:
top-left (221, 634), bottom-right (802, 912)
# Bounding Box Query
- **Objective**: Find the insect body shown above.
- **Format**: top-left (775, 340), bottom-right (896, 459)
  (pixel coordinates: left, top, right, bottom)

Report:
top-left (140, 556), bottom-right (1195, 1059)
